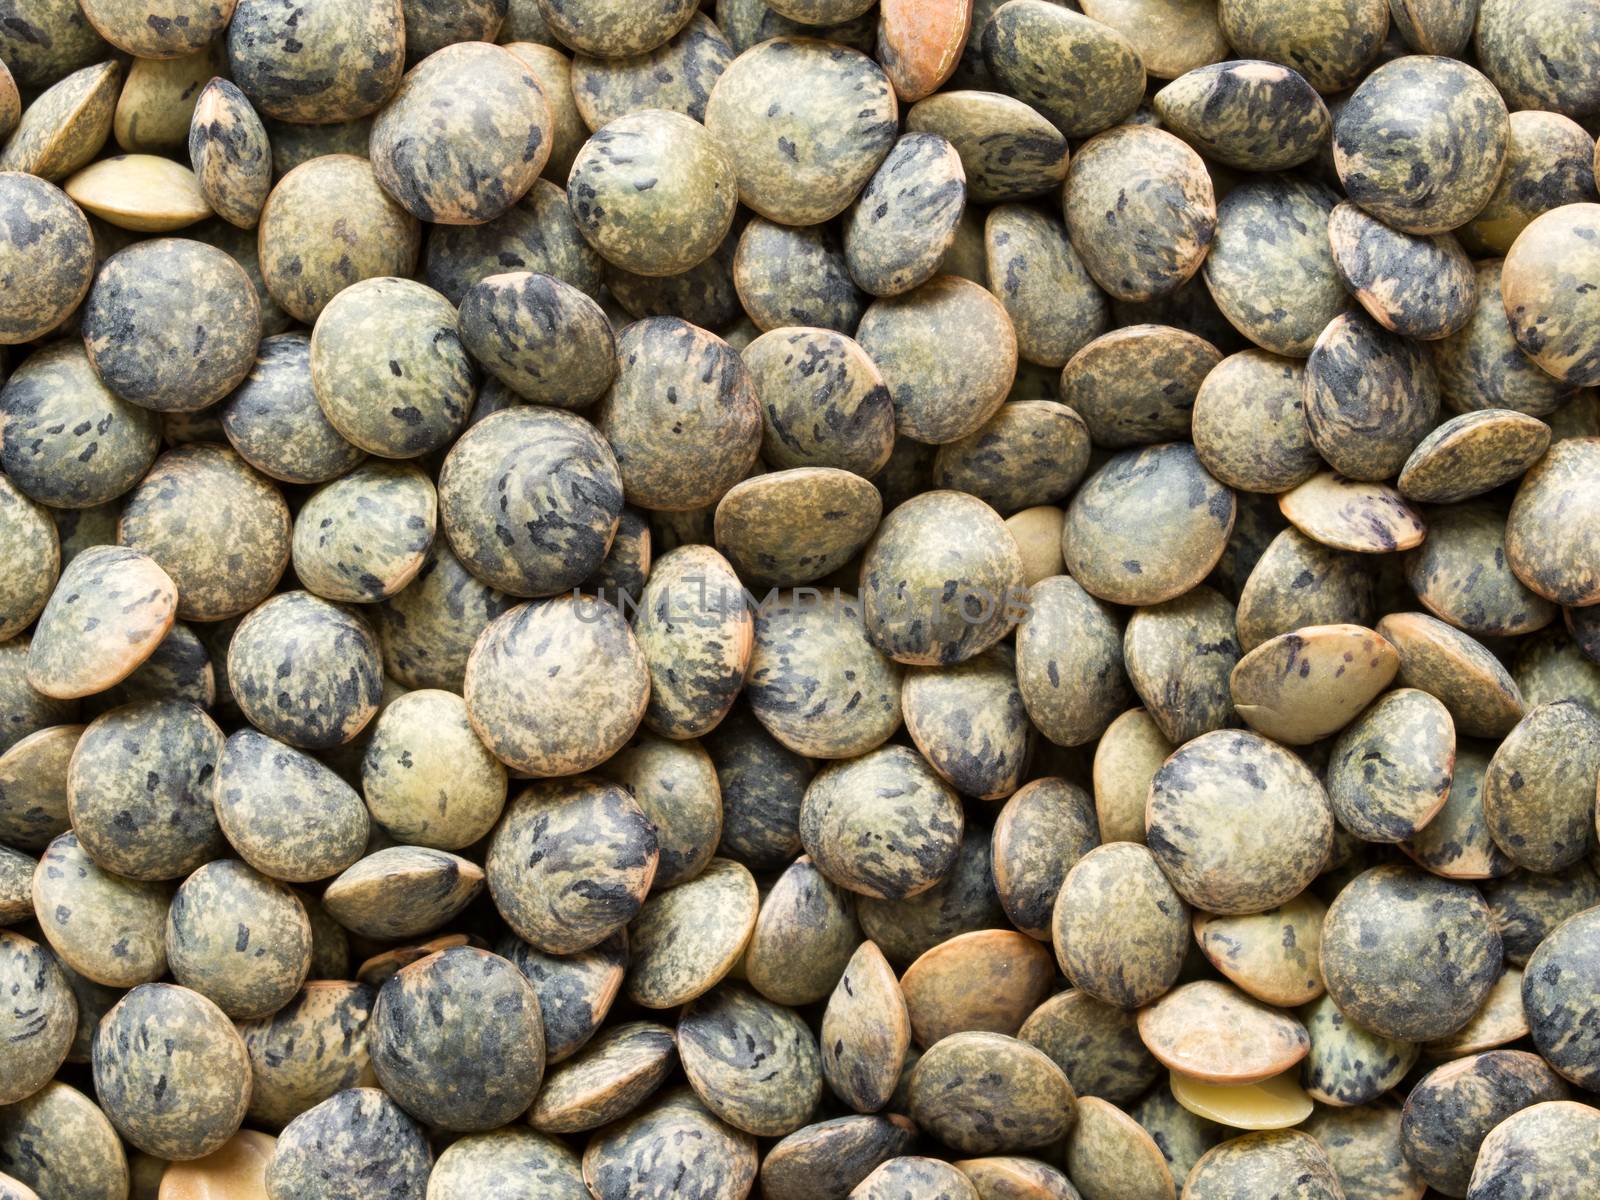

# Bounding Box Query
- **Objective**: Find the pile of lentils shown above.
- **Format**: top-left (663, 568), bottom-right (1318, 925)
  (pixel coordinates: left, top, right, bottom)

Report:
top-left (3, 0), bottom-right (1600, 1197)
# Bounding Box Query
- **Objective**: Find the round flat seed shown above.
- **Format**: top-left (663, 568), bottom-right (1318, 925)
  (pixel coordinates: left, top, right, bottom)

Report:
top-left (1333, 56), bottom-right (1508, 235)
top-left (1506, 437), bottom-right (1600, 606)
top-left (76, 0), bottom-right (227, 57)
top-left (266, 1088), bottom-right (431, 1200)
top-left (67, 699), bottom-right (224, 881)
top-left (237, 981), bottom-right (375, 1127)
top-left (716, 468), bottom-right (882, 587)
top-left (1299, 991), bottom-right (1419, 1108)
top-left (311, 276), bottom-right (473, 458)
top-left (1399, 409), bottom-right (1552, 505)
top-left (531, 1020), bottom-right (676, 1134)
top-left (0, 0), bottom-right (107, 92)
top-left (93, 983), bottom-right (249, 1161)
top-left (439, 406), bottom-right (621, 598)
top-left (487, 777), bottom-right (657, 954)
top-left (0, 1081), bottom-right (128, 1200)
top-left (1376, 611), bottom-right (1524, 737)
top-left (27, 546), bottom-right (176, 700)
top-left (1090, 708), bottom-right (1171, 845)
top-left (166, 859), bottom-right (311, 1021)
top-left (1466, 1101), bottom-right (1600, 1200)
top-left (981, 206), bottom-right (1106, 370)
top-left (1147, 729), bottom-right (1334, 915)
top-left (1407, 503), bottom-right (1556, 637)
top-left (1064, 442), bottom-right (1236, 607)
top-left (1327, 687), bottom-right (1454, 842)
top-left (626, 857), bottom-right (758, 1009)
top-left (844, 132), bottom-right (966, 297)
top-left (909, 1032), bottom-right (1074, 1156)
top-left (745, 590), bottom-right (902, 759)
top-left (901, 646), bottom-right (1030, 799)
top-left (1015, 575), bottom-right (1131, 747)
top-left (216, 729), bottom-right (370, 883)
top-left (1304, 311), bottom-right (1441, 481)
top-left (1229, 623), bottom-right (1399, 745)
top-left (258, 155), bottom-right (421, 324)
top-left (1192, 351), bottom-right (1320, 495)
top-left (800, 745), bottom-right (962, 901)
top-left (1279, 474), bottom-right (1427, 554)
top-left (902, 929), bottom-right (1053, 1047)
top-left (1123, 585), bottom-right (1240, 745)
top-left (293, 461), bottom-right (436, 604)
top-left (221, 335), bottom-right (366, 486)
top-left (905, 91), bottom-right (1068, 205)
top-left (457, 271), bottom-right (616, 407)
top-left (502, 42), bottom-right (585, 182)
top-left (597, 318), bottom-right (760, 510)
top-left (1006, 505), bottom-right (1067, 586)
top-left (370, 42), bottom-right (550, 225)
top-left (1400, 1050), bottom-right (1570, 1195)
top-left (0, 343), bottom-right (161, 508)
top-left (112, 48), bottom-right (220, 157)
top-left (1429, 261), bottom-right (1577, 417)
top-left (860, 489), bottom-right (1024, 665)
top-left (981, 2), bottom-right (1143, 137)
top-left (0, 62), bottom-right (121, 182)
top-left (0, 931), bottom-right (75, 1106)
top-left (741, 855), bottom-right (858, 1006)
top-left (1079, 0), bottom-right (1226, 79)
top-left (568, 109), bottom-right (735, 277)
top-left (1052, 843), bottom-right (1187, 1010)
top-left (679, 983), bottom-right (822, 1137)
top-left (1321, 863), bottom-right (1502, 1041)
top-left (120, 445), bottom-right (290, 623)
top-left (1059, 325), bottom-right (1220, 448)
top-left (991, 781), bottom-right (1095, 941)
top-left (631, 545), bottom-right (751, 739)
top-left (853, 1157), bottom-right (979, 1200)
top-left (1192, 895), bottom-right (1326, 1008)
top-left (733, 222), bottom-right (866, 335)
top-left (1522, 903), bottom-right (1600, 1091)
top-left (1152, 60), bottom-right (1329, 172)
top-left (188, 79), bottom-right (271, 230)
top-left (1137, 982), bottom-right (1310, 1085)
top-left (321, 846), bottom-right (484, 940)
top-left (1203, 176), bottom-right (1345, 358)
top-left (540, 0), bottom-right (698, 57)
top-left (704, 38), bottom-right (897, 226)
top-left (1461, 110), bottom-right (1596, 256)
top-left (63, 155), bottom-right (212, 232)
top-left (1062, 126), bottom-right (1215, 303)
top-left (1177, 1075), bottom-right (1312, 1132)
top-left (360, 689), bottom-right (506, 850)
top-left (764, 1115), bottom-right (917, 1200)
top-left (1185, 1131), bottom-right (1342, 1200)
top-left (1328, 201), bottom-right (1478, 340)
top-left (857, 275), bottom-right (1017, 444)
top-left (1484, 701), bottom-right (1600, 872)
top-left (0, 173), bottom-right (94, 345)
top-left (32, 830), bottom-right (167, 987)
top-left (227, 591), bottom-right (381, 750)
top-left (466, 593), bottom-right (648, 774)
top-left (819, 940), bottom-right (910, 1114)
top-left (370, 947), bottom-right (544, 1132)
top-left (1064, 1096), bottom-right (1175, 1200)
top-left (581, 1088), bottom-right (757, 1200)
top-left (1019, 989), bottom-right (1160, 1107)
top-left (498, 929), bottom-right (627, 1063)
top-left (1401, 744), bottom-right (1515, 880)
